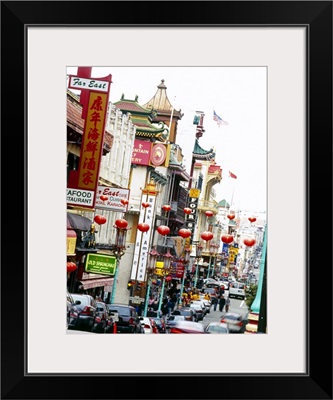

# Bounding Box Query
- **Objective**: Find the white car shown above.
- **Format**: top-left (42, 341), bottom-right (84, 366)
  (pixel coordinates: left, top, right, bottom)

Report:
top-left (198, 296), bottom-right (211, 313)
top-left (139, 317), bottom-right (154, 334)
top-left (203, 277), bottom-right (218, 285)
top-left (229, 282), bottom-right (246, 299)
top-left (191, 299), bottom-right (208, 316)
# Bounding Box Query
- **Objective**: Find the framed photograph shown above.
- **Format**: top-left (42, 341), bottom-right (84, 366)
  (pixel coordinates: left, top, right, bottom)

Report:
top-left (2, 1), bottom-right (332, 399)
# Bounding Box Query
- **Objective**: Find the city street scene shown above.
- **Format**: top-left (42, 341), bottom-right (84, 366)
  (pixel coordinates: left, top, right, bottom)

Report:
top-left (66, 66), bottom-right (267, 335)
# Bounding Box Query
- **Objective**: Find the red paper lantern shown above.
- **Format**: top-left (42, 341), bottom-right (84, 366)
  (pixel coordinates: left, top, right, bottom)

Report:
top-left (243, 238), bottom-right (256, 247)
top-left (227, 214), bottom-right (235, 220)
top-left (178, 228), bottom-right (192, 239)
top-left (121, 199), bottom-right (129, 206)
top-left (183, 207), bottom-right (192, 215)
top-left (100, 195), bottom-right (108, 201)
top-left (201, 231), bottom-right (214, 241)
top-left (162, 204), bottom-right (171, 212)
top-left (66, 262), bottom-right (77, 273)
top-left (94, 215), bottom-right (107, 225)
top-left (248, 217), bottom-right (257, 223)
top-left (221, 234), bottom-right (234, 244)
top-left (205, 210), bottom-right (214, 218)
top-left (142, 202), bottom-right (150, 208)
top-left (137, 223), bottom-right (150, 233)
top-left (157, 225), bottom-right (170, 236)
top-left (115, 218), bottom-right (128, 229)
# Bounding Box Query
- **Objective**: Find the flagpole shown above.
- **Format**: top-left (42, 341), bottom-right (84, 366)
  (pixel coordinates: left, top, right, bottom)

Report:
top-left (230, 186), bottom-right (235, 210)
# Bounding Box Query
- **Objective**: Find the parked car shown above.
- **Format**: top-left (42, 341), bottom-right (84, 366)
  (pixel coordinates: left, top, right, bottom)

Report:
top-left (92, 301), bottom-right (110, 333)
top-left (66, 292), bottom-right (79, 330)
top-left (168, 320), bottom-right (206, 334)
top-left (71, 293), bottom-right (98, 332)
top-left (204, 322), bottom-right (229, 334)
top-left (220, 312), bottom-right (245, 333)
top-left (172, 307), bottom-right (196, 322)
top-left (107, 304), bottom-right (143, 333)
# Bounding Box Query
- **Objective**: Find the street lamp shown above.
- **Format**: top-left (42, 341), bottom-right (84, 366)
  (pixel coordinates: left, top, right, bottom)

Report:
top-left (157, 249), bottom-right (173, 313)
top-left (193, 242), bottom-right (203, 288)
top-left (207, 243), bottom-right (219, 278)
top-left (179, 245), bottom-right (191, 307)
top-left (110, 218), bottom-right (129, 304)
top-left (143, 247), bottom-right (159, 317)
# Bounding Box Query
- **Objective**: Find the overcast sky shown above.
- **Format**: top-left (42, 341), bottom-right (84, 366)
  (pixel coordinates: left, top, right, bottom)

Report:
top-left (67, 66), bottom-right (267, 213)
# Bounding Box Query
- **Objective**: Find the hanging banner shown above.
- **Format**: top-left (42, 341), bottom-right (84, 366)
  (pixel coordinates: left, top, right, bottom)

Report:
top-left (67, 71), bottom-right (111, 209)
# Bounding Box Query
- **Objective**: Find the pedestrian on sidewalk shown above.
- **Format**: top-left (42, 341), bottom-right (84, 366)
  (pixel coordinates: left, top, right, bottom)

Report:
top-left (225, 296), bottom-right (230, 313)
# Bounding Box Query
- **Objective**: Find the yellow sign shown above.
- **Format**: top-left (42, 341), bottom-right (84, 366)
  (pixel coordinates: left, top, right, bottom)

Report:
top-left (189, 188), bottom-right (200, 198)
top-left (67, 237), bottom-right (77, 256)
top-left (155, 261), bottom-right (164, 276)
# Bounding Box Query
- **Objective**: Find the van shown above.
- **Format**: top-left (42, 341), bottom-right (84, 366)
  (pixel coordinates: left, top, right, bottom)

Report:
top-left (229, 282), bottom-right (246, 299)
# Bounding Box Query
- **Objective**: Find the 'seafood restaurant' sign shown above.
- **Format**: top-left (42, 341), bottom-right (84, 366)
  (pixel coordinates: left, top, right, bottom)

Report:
top-left (67, 73), bottom-right (111, 209)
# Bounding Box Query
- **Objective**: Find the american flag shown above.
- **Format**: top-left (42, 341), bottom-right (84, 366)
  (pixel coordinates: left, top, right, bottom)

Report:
top-left (213, 110), bottom-right (228, 127)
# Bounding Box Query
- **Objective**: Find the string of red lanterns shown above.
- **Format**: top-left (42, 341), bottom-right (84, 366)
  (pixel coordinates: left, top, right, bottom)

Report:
top-left (227, 214), bottom-right (235, 220)
top-left (142, 202), bottom-right (150, 209)
top-left (248, 217), bottom-right (256, 223)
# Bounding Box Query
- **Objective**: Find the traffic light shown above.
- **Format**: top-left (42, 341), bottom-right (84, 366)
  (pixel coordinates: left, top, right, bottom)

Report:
top-left (127, 280), bottom-right (132, 290)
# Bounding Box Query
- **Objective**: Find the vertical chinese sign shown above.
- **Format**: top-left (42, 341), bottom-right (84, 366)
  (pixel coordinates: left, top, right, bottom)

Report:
top-left (67, 72), bottom-right (111, 209)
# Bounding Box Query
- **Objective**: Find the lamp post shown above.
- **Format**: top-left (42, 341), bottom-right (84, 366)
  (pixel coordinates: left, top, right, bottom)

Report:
top-left (193, 242), bottom-right (203, 288)
top-left (207, 242), bottom-right (216, 278)
top-left (178, 245), bottom-right (191, 307)
top-left (110, 218), bottom-right (129, 304)
top-left (143, 247), bottom-right (159, 317)
top-left (157, 249), bottom-right (173, 313)
top-left (210, 243), bottom-right (219, 278)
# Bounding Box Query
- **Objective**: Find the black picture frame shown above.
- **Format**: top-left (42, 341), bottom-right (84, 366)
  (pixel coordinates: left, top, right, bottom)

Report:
top-left (1, 1), bottom-right (332, 399)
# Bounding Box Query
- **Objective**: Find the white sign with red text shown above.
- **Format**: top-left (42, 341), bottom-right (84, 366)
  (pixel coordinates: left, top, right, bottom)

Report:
top-left (95, 186), bottom-right (130, 211)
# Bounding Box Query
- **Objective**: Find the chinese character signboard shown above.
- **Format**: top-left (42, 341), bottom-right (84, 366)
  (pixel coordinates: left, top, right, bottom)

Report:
top-left (185, 189), bottom-right (200, 242)
top-left (131, 194), bottom-right (157, 282)
top-left (67, 71), bottom-right (111, 209)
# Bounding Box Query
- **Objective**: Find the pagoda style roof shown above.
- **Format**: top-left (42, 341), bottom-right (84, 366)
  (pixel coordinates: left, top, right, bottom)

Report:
top-left (113, 95), bottom-right (168, 141)
top-left (193, 138), bottom-right (216, 160)
top-left (142, 80), bottom-right (183, 117)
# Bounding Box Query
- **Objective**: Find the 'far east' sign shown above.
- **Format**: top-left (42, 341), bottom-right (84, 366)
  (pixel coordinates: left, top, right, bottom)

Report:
top-left (85, 253), bottom-right (117, 276)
